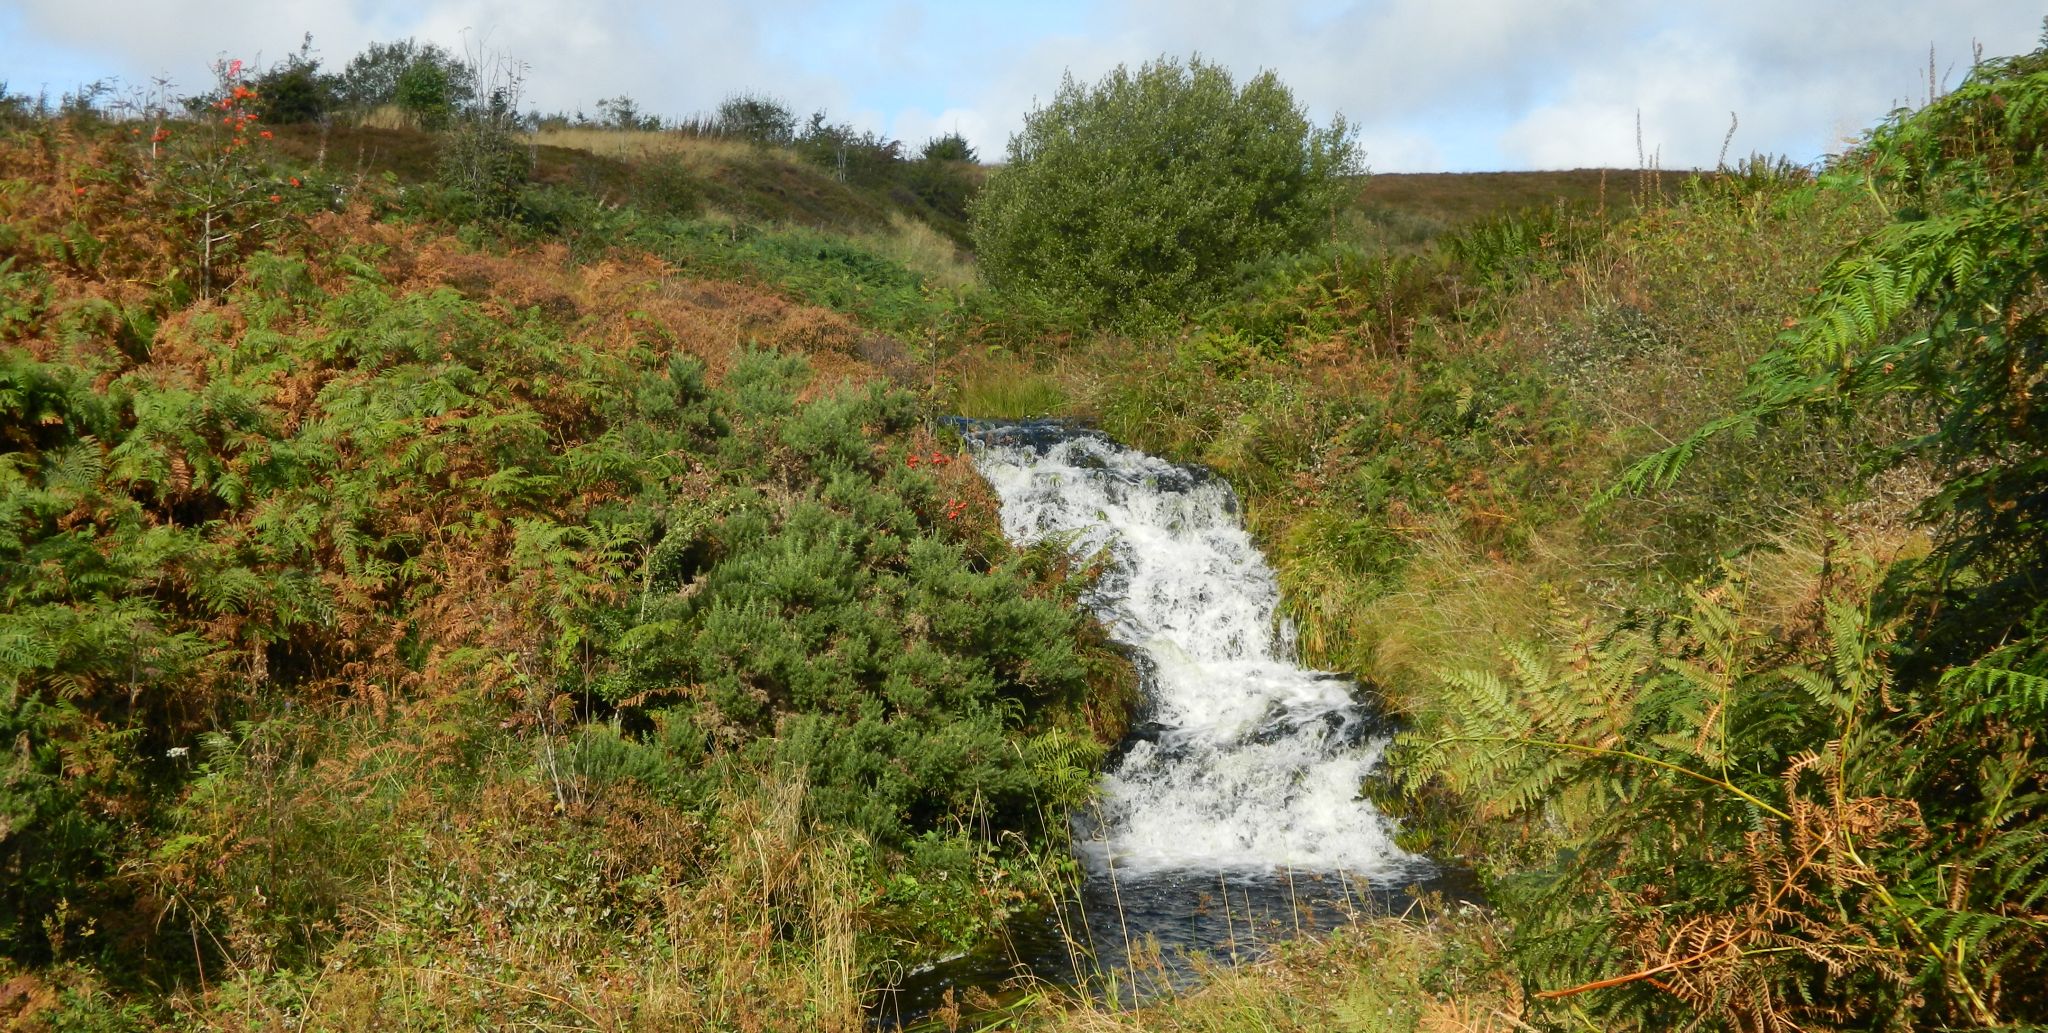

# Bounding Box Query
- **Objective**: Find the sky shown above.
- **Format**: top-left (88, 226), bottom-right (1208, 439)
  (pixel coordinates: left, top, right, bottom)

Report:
top-left (2, 1), bottom-right (2042, 172)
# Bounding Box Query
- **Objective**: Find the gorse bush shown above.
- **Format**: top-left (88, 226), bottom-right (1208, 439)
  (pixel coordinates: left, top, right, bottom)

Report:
top-left (249, 37), bottom-right (332, 126)
top-left (919, 131), bottom-right (976, 163)
top-left (972, 55), bottom-right (1360, 327)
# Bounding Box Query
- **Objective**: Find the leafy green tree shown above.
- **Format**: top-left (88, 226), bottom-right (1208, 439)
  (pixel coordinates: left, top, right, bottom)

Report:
top-left (971, 55), bottom-right (1360, 326)
top-left (0, 81), bottom-right (33, 124)
top-left (396, 60), bottom-right (458, 130)
top-left (338, 39), bottom-right (473, 127)
top-left (595, 94), bottom-right (661, 131)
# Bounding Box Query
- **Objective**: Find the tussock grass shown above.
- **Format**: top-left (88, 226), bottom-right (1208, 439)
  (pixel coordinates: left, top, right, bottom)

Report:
top-left (351, 103), bottom-right (413, 131)
top-left (940, 339), bottom-right (1119, 421)
top-left (850, 211), bottom-right (977, 292)
top-left (531, 126), bottom-right (772, 169)
top-left (179, 754), bottom-right (866, 1030)
top-left (1270, 513), bottom-right (1555, 694)
top-left (953, 370), bottom-right (1070, 420)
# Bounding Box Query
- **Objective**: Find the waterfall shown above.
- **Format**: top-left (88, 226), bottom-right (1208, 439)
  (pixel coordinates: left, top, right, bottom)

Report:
top-left (961, 421), bottom-right (1428, 882)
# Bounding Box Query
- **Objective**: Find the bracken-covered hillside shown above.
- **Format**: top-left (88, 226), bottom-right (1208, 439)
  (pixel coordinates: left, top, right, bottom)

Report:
top-left (0, 111), bottom-right (1126, 1030)
top-left (6, 33), bottom-right (2047, 1033)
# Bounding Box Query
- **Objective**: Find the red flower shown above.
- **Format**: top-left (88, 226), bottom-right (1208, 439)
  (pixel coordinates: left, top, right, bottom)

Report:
top-left (289, 177), bottom-right (301, 187)
top-left (268, 194), bottom-right (282, 203)
top-left (929, 452), bottom-right (950, 466)
top-left (905, 454), bottom-right (920, 468)
top-left (259, 130), bottom-right (273, 139)
top-left (74, 186), bottom-right (86, 196)
top-left (227, 59), bottom-right (242, 78)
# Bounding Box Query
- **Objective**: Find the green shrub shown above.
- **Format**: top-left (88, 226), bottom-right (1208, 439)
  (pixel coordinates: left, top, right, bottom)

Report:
top-left (792, 113), bottom-right (904, 186)
top-left (1205, 243), bottom-right (1454, 354)
top-left (0, 81), bottom-right (40, 127)
top-left (918, 132), bottom-right (976, 163)
top-left (439, 113), bottom-right (529, 221)
top-left (971, 55), bottom-right (1359, 327)
top-left (250, 38), bottom-right (336, 126)
top-left (716, 93), bottom-right (797, 144)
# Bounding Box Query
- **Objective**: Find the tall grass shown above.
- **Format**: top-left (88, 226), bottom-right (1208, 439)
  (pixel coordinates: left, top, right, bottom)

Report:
top-left (849, 212), bottom-right (978, 292)
top-left (993, 906), bottom-right (1517, 1032)
top-left (352, 103), bottom-right (413, 130)
top-left (951, 370), bottom-right (1071, 420)
top-left (531, 126), bottom-right (773, 170)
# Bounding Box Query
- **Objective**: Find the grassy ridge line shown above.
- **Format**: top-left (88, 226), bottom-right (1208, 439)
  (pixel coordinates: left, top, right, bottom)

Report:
top-left (263, 121), bottom-right (973, 242)
top-left (1350, 167), bottom-right (1653, 250)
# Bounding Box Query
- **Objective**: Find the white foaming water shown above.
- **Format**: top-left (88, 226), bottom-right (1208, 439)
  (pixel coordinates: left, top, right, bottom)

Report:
top-left (963, 423), bottom-right (1427, 882)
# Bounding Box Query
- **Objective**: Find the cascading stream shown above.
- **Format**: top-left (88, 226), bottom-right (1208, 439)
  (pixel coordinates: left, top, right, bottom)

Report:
top-left (960, 421), bottom-right (1430, 882)
top-left (873, 422), bottom-right (1463, 1022)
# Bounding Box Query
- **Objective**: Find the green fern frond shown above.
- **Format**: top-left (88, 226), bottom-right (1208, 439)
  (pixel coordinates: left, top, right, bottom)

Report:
top-left (1943, 662), bottom-right (2048, 720)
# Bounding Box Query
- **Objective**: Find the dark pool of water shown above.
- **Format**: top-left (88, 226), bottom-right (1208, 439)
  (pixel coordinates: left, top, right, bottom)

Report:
top-left (867, 862), bottom-right (1482, 1028)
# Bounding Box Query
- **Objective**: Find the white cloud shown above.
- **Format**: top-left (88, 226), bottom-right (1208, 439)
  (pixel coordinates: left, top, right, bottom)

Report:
top-left (886, 106), bottom-right (997, 156)
top-left (4, 0), bottom-right (2043, 170)
top-left (1354, 127), bottom-right (1445, 174)
top-left (1498, 2), bottom-right (2047, 168)
top-left (1499, 30), bottom-right (1751, 169)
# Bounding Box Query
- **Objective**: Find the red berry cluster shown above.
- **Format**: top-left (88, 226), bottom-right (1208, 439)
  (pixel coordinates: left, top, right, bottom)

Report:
top-left (902, 450), bottom-right (975, 521)
top-left (212, 60), bottom-right (264, 154)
